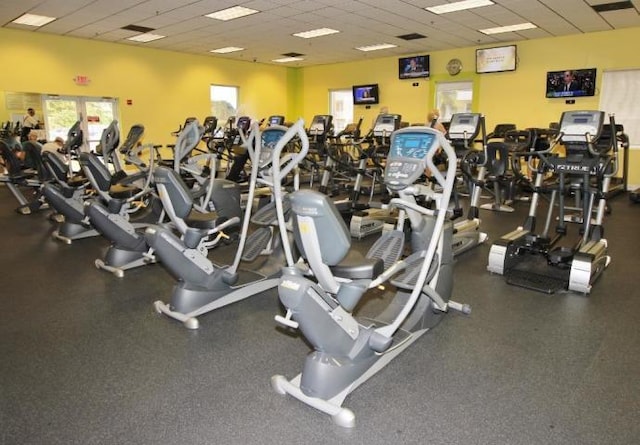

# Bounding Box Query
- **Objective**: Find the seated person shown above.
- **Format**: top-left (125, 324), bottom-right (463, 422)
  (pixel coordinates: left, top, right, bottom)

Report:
top-left (14, 130), bottom-right (42, 170)
top-left (41, 136), bottom-right (67, 162)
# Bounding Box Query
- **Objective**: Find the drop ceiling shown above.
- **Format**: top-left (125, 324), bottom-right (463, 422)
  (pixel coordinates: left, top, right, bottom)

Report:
top-left (1, 0), bottom-right (639, 67)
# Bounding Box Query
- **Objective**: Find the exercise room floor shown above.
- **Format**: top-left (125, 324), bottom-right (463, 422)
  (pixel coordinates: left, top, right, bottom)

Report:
top-left (1, 186), bottom-right (639, 445)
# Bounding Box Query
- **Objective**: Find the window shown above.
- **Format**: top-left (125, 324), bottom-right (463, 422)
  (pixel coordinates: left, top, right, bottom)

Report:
top-left (599, 70), bottom-right (640, 148)
top-left (435, 81), bottom-right (473, 122)
top-left (329, 89), bottom-right (353, 134)
top-left (210, 85), bottom-right (238, 130)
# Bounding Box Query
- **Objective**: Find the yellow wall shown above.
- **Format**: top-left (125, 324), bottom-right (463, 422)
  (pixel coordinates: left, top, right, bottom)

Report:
top-left (0, 28), bottom-right (290, 145)
top-left (300, 27), bottom-right (640, 184)
top-left (1, 26), bottom-right (638, 184)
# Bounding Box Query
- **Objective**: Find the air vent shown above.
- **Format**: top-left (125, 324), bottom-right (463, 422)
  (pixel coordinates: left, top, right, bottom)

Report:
top-left (397, 33), bottom-right (427, 41)
top-left (591, 1), bottom-right (634, 12)
top-left (121, 24), bottom-right (155, 33)
top-left (282, 52), bottom-right (305, 57)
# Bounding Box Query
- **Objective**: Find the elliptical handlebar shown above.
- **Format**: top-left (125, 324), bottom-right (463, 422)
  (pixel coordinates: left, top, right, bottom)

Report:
top-left (372, 127), bottom-right (457, 342)
top-left (241, 119), bottom-right (260, 164)
top-left (172, 119), bottom-right (203, 170)
top-left (272, 119), bottom-right (309, 182)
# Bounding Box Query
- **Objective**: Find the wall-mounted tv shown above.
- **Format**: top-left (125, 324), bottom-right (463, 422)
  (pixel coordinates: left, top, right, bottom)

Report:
top-left (399, 55), bottom-right (430, 79)
top-left (352, 84), bottom-right (379, 105)
top-left (546, 68), bottom-right (597, 98)
top-left (476, 45), bottom-right (517, 74)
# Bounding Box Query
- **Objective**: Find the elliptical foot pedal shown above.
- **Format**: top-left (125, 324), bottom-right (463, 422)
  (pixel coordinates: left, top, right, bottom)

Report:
top-left (365, 230), bottom-right (405, 269)
top-left (251, 199), bottom-right (291, 226)
top-left (390, 250), bottom-right (439, 290)
top-left (242, 227), bottom-right (271, 261)
top-left (506, 269), bottom-right (567, 294)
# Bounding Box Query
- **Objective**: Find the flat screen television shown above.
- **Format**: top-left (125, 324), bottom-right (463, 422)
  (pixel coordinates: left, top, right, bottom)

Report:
top-left (352, 84), bottom-right (379, 105)
top-left (546, 68), bottom-right (597, 98)
top-left (399, 55), bottom-right (430, 79)
top-left (476, 45), bottom-right (517, 74)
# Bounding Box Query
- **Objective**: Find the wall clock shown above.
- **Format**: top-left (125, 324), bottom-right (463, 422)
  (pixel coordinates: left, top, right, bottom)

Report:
top-left (447, 58), bottom-right (463, 76)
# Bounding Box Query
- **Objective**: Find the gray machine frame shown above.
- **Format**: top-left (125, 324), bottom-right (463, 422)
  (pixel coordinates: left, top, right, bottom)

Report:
top-left (272, 126), bottom-right (470, 427)
top-left (149, 119), bottom-right (309, 329)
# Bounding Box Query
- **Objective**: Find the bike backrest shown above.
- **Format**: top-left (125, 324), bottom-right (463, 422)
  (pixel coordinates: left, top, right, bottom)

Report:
top-left (22, 141), bottom-right (50, 180)
top-left (79, 152), bottom-right (112, 192)
top-left (98, 121), bottom-right (120, 157)
top-left (290, 189), bottom-right (350, 266)
top-left (0, 139), bottom-right (24, 177)
top-left (119, 124), bottom-right (145, 154)
top-left (153, 166), bottom-right (193, 219)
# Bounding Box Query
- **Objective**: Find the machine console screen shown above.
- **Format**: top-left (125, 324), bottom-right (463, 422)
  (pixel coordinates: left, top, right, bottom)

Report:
top-left (259, 129), bottom-right (285, 166)
top-left (373, 114), bottom-right (400, 137)
top-left (309, 116), bottom-right (328, 134)
top-left (559, 111), bottom-right (603, 143)
top-left (262, 129), bottom-right (285, 149)
top-left (390, 132), bottom-right (436, 160)
top-left (447, 113), bottom-right (481, 141)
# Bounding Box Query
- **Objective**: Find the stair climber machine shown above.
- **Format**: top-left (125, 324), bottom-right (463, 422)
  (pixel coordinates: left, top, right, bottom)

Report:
top-left (271, 125), bottom-right (471, 427)
top-left (487, 110), bottom-right (615, 294)
top-left (82, 121), bottom-right (164, 277)
top-left (147, 119), bottom-right (309, 329)
top-left (437, 113), bottom-right (488, 256)
top-left (348, 113), bottom-right (402, 239)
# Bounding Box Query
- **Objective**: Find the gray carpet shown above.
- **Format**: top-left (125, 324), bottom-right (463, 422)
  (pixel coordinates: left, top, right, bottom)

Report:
top-left (1, 184), bottom-right (639, 445)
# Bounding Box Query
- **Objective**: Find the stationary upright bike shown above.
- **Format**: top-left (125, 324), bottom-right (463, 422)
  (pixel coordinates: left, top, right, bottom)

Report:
top-left (272, 125), bottom-right (470, 427)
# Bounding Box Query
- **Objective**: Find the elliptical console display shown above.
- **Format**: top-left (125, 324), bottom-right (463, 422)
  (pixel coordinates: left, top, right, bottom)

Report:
top-left (385, 131), bottom-right (436, 190)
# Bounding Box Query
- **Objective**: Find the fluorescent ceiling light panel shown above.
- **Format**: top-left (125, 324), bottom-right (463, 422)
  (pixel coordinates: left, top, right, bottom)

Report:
top-left (12, 13), bottom-right (56, 26)
top-left (205, 6), bottom-right (259, 21)
top-left (210, 47), bottom-right (244, 53)
top-left (127, 33), bottom-right (166, 42)
top-left (272, 57), bottom-right (304, 63)
top-left (355, 43), bottom-right (397, 52)
top-left (479, 22), bottom-right (537, 35)
top-left (426, 0), bottom-right (494, 14)
top-left (293, 28), bottom-right (340, 39)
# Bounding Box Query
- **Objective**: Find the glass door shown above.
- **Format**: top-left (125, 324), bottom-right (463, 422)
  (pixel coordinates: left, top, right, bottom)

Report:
top-left (42, 96), bottom-right (118, 152)
top-left (43, 96), bottom-right (80, 141)
top-left (82, 98), bottom-right (117, 152)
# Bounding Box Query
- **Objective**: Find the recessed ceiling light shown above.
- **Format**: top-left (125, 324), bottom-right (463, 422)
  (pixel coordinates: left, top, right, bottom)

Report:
top-left (426, 0), bottom-right (494, 14)
top-left (205, 6), bottom-right (259, 21)
top-left (210, 47), bottom-right (245, 54)
top-left (293, 28), bottom-right (340, 39)
top-left (355, 43), bottom-right (397, 52)
top-left (272, 57), bottom-right (304, 63)
top-left (127, 33), bottom-right (166, 43)
top-left (12, 13), bottom-right (56, 27)
top-left (479, 22), bottom-right (537, 35)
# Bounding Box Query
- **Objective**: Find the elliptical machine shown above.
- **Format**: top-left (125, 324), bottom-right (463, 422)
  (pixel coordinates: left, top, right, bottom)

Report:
top-left (147, 119), bottom-right (309, 329)
top-left (439, 113), bottom-right (488, 256)
top-left (271, 125), bottom-right (470, 427)
top-left (487, 110), bottom-right (614, 294)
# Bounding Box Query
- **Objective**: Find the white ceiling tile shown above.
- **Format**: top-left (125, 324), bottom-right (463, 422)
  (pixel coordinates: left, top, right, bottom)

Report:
top-left (0, 0), bottom-right (635, 66)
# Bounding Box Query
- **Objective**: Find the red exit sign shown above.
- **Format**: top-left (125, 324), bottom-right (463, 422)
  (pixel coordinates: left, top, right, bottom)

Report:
top-left (74, 75), bottom-right (91, 86)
